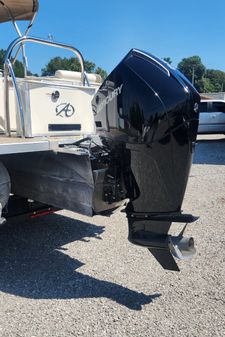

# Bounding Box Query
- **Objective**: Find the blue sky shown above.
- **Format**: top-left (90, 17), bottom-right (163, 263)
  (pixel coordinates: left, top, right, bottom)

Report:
top-left (1, 0), bottom-right (225, 74)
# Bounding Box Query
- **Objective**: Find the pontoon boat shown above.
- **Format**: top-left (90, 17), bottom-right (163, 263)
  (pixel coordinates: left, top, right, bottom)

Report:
top-left (0, 0), bottom-right (200, 271)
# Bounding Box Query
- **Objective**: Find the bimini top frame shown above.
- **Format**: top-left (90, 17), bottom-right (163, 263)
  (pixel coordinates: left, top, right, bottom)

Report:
top-left (0, 0), bottom-right (39, 75)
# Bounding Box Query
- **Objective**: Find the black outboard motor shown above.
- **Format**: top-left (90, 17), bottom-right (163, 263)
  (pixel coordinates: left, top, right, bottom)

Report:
top-left (92, 49), bottom-right (200, 271)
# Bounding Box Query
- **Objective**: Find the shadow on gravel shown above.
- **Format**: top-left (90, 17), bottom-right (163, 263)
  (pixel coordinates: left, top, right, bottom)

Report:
top-left (194, 138), bottom-right (225, 165)
top-left (0, 214), bottom-right (160, 310)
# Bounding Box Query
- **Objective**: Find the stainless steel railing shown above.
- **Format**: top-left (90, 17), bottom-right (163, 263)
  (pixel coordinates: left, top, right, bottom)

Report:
top-left (3, 35), bottom-right (88, 137)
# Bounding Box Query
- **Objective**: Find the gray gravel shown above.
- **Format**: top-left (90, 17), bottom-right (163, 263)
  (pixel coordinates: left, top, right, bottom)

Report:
top-left (0, 134), bottom-right (225, 337)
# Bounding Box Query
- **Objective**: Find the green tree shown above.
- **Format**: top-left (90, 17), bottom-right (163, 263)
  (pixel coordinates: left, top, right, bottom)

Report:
top-left (163, 57), bottom-right (172, 65)
top-left (0, 49), bottom-right (5, 69)
top-left (0, 48), bottom-right (30, 78)
top-left (177, 56), bottom-right (206, 84)
top-left (84, 60), bottom-right (96, 73)
top-left (42, 56), bottom-right (107, 79)
top-left (95, 67), bottom-right (107, 79)
top-left (195, 77), bottom-right (215, 93)
top-left (205, 69), bottom-right (225, 92)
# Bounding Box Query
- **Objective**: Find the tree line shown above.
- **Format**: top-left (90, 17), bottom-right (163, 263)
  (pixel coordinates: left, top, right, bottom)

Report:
top-left (0, 47), bottom-right (225, 93)
top-left (164, 56), bottom-right (225, 93)
top-left (0, 48), bottom-right (107, 80)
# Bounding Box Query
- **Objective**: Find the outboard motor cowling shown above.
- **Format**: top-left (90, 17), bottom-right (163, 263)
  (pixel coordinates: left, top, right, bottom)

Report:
top-left (92, 49), bottom-right (200, 271)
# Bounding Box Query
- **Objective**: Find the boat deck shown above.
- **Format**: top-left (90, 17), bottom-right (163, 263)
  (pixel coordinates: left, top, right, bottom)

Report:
top-left (0, 134), bottom-right (82, 155)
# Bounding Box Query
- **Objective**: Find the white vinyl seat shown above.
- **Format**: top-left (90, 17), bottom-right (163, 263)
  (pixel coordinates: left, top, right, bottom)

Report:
top-left (55, 70), bottom-right (102, 84)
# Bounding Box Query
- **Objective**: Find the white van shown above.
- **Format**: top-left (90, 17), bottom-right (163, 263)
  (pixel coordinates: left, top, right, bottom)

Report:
top-left (198, 99), bottom-right (225, 134)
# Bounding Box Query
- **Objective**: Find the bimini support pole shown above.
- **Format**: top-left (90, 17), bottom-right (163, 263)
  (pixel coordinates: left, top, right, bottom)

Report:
top-left (11, 20), bottom-right (28, 76)
top-left (0, 1), bottom-right (38, 76)
top-left (12, 11), bottom-right (38, 75)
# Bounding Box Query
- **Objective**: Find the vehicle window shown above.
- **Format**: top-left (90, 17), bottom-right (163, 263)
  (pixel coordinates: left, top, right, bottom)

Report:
top-left (199, 102), bottom-right (208, 112)
top-left (212, 102), bottom-right (225, 113)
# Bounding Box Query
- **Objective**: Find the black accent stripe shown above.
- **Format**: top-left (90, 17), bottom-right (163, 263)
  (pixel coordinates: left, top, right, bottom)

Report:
top-left (48, 124), bottom-right (81, 131)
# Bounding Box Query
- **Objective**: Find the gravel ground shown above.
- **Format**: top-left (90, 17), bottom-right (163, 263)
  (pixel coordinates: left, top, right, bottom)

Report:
top-left (0, 134), bottom-right (225, 337)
